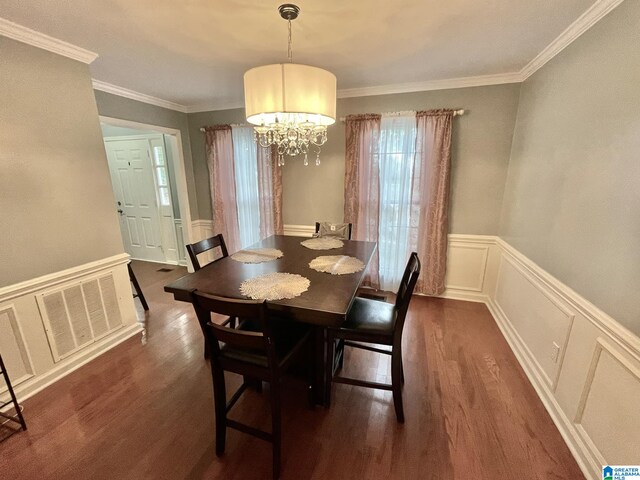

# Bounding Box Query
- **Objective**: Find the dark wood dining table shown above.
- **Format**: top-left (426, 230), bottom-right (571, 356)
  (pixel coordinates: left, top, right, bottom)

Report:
top-left (164, 234), bottom-right (377, 404)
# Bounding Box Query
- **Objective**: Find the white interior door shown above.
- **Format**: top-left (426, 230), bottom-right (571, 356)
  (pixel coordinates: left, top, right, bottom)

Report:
top-left (105, 138), bottom-right (166, 263)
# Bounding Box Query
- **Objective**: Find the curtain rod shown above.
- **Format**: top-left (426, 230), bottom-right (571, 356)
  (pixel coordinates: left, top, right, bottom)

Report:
top-left (200, 109), bottom-right (465, 131)
top-left (338, 109), bottom-right (464, 123)
top-left (200, 123), bottom-right (249, 132)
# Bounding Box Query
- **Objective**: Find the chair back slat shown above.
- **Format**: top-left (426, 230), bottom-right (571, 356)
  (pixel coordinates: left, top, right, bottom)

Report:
top-left (192, 291), bottom-right (275, 364)
top-left (186, 234), bottom-right (228, 271)
top-left (209, 322), bottom-right (265, 351)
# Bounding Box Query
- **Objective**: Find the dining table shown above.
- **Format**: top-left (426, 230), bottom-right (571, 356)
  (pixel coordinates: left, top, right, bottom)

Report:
top-left (164, 234), bottom-right (377, 404)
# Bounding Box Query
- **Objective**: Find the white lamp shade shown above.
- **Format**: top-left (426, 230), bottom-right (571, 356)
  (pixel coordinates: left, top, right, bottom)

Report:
top-left (244, 63), bottom-right (337, 126)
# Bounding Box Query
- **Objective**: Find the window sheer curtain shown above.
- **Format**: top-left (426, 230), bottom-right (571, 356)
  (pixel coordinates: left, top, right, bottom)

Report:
top-left (205, 125), bottom-right (283, 253)
top-left (378, 114), bottom-right (417, 291)
top-left (232, 126), bottom-right (261, 248)
top-left (343, 110), bottom-right (454, 294)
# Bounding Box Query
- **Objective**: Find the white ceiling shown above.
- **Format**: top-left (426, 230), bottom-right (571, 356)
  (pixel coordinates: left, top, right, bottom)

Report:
top-left (1, 0), bottom-right (600, 110)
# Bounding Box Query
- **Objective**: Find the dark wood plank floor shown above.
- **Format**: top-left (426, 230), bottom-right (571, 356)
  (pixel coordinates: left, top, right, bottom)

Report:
top-left (1, 260), bottom-right (584, 479)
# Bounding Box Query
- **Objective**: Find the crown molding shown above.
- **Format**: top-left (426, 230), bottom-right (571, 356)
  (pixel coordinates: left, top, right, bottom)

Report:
top-left (89, 0), bottom-right (625, 114)
top-left (185, 100), bottom-right (245, 113)
top-left (92, 80), bottom-right (188, 113)
top-left (184, 72), bottom-right (525, 112)
top-left (519, 0), bottom-right (625, 80)
top-left (336, 72), bottom-right (524, 99)
top-left (0, 17), bottom-right (98, 64)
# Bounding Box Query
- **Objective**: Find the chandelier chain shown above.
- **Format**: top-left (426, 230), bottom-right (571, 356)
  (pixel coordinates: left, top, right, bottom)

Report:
top-left (247, 4), bottom-right (333, 166)
top-left (287, 19), bottom-right (292, 63)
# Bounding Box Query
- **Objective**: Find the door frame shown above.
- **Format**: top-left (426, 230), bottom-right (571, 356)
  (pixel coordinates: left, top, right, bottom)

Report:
top-left (104, 134), bottom-right (180, 264)
top-left (99, 116), bottom-right (195, 268)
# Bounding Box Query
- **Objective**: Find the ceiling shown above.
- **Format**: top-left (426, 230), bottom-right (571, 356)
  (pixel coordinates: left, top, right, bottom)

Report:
top-left (1, 0), bottom-right (599, 110)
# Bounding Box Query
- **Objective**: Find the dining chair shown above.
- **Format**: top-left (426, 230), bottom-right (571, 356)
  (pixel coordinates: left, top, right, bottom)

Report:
top-left (186, 234), bottom-right (236, 357)
top-left (192, 292), bottom-right (312, 480)
top-left (314, 221), bottom-right (352, 240)
top-left (186, 234), bottom-right (229, 271)
top-left (325, 252), bottom-right (421, 423)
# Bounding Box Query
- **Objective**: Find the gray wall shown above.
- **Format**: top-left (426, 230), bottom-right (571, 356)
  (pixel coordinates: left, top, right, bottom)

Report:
top-left (188, 83), bottom-right (521, 233)
top-left (94, 91), bottom-right (198, 220)
top-left (0, 37), bottom-right (124, 286)
top-left (500, 0), bottom-right (640, 334)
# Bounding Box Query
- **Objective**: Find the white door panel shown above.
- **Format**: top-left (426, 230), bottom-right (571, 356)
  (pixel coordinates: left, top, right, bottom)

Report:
top-left (105, 138), bottom-right (165, 263)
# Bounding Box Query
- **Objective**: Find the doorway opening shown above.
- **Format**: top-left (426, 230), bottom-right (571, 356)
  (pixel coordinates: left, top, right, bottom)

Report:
top-left (100, 117), bottom-right (193, 267)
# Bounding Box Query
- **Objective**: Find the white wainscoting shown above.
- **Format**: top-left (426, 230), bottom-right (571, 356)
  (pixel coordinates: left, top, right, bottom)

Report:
top-left (486, 239), bottom-right (640, 480)
top-left (191, 220), bottom-right (217, 266)
top-left (174, 219), bottom-right (187, 266)
top-left (190, 221), bottom-right (640, 479)
top-left (0, 253), bottom-right (141, 404)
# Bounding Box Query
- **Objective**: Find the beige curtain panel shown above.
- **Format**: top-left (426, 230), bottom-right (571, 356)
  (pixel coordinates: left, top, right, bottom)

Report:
top-left (344, 114), bottom-right (382, 289)
top-left (204, 125), bottom-right (241, 253)
top-left (413, 110), bottom-right (453, 295)
top-left (343, 110), bottom-right (454, 295)
top-left (257, 144), bottom-right (284, 238)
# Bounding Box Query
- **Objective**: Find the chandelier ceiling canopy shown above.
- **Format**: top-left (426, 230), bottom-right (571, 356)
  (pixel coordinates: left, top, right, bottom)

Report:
top-left (243, 4), bottom-right (337, 166)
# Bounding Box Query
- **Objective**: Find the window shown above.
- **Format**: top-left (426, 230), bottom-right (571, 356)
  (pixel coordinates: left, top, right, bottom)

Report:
top-left (152, 145), bottom-right (171, 207)
top-left (231, 126), bottom-right (261, 249)
top-left (377, 115), bottom-right (417, 291)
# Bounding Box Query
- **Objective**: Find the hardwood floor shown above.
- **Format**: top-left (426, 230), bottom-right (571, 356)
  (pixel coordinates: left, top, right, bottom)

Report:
top-left (0, 260), bottom-right (584, 479)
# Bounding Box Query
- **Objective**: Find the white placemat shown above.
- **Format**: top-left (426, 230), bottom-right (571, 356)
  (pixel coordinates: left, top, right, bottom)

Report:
top-left (300, 237), bottom-right (344, 250)
top-left (231, 248), bottom-right (283, 264)
top-left (309, 255), bottom-right (365, 275)
top-left (240, 272), bottom-right (310, 301)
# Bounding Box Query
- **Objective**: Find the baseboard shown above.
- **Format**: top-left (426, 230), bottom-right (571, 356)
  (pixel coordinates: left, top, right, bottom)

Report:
top-left (180, 222), bottom-right (638, 479)
top-left (486, 297), bottom-right (596, 479)
top-left (3, 323), bottom-right (142, 407)
top-left (0, 254), bottom-right (139, 405)
top-left (484, 240), bottom-right (640, 480)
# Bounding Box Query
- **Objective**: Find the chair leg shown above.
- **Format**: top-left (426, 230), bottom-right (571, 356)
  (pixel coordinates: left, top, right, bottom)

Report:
top-left (399, 344), bottom-right (405, 385)
top-left (212, 368), bottom-right (227, 456)
top-left (270, 380), bottom-right (282, 480)
top-left (204, 339), bottom-right (210, 360)
top-left (243, 376), bottom-right (262, 393)
top-left (391, 348), bottom-right (405, 423)
top-left (127, 263), bottom-right (149, 311)
top-left (324, 331), bottom-right (335, 408)
top-left (336, 339), bottom-right (345, 371)
top-left (307, 341), bottom-right (316, 409)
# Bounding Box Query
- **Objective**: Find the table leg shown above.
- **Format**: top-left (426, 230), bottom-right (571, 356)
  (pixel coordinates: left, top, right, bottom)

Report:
top-left (313, 326), bottom-right (327, 406)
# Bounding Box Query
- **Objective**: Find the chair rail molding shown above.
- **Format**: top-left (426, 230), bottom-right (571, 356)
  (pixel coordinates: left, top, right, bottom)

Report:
top-left (0, 253), bottom-right (141, 405)
top-left (176, 221), bottom-right (640, 480)
top-left (485, 238), bottom-right (640, 480)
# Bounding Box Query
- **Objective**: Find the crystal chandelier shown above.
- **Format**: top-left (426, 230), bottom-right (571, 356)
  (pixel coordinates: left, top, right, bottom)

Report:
top-left (243, 4), bottom-right (337, 166)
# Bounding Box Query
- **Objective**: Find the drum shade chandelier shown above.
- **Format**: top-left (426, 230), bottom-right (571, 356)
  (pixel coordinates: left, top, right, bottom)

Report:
top-left (243, 4), bottom-right (337, 166)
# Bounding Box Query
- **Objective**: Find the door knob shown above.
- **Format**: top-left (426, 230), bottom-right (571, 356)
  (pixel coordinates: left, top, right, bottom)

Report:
top-left (117, 209), bottom-right (124, 215)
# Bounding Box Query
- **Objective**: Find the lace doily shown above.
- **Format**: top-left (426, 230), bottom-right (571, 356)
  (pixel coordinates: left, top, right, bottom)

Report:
top-left (240, 273), bottom-right (310, 301)
top-left (301, 237), bottom-right (344, 250)
top-left (309, 255), bottom-right (365, 275)
top-left (231, 248), bottom-right (283, 264)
